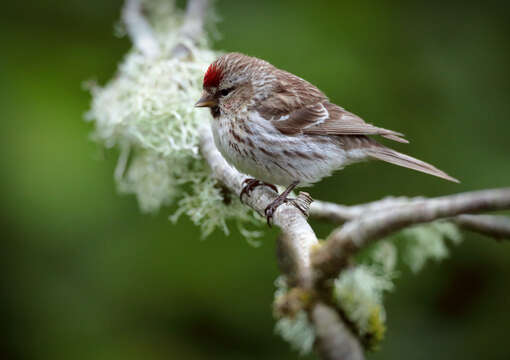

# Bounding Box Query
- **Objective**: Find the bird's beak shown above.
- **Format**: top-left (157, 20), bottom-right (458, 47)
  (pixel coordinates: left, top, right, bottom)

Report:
top-left (195, 92), bottom-right (217, 108)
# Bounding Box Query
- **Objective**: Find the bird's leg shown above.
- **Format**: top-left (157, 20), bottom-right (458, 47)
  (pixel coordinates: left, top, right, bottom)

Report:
top-left (240, 178), bottom-right (278, 201)
top-left (265, 181), bottom-right (303, 226)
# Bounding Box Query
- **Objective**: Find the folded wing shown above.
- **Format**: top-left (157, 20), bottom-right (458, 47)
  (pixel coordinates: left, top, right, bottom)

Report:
top-left (273, 101), bottom-right (409, 143)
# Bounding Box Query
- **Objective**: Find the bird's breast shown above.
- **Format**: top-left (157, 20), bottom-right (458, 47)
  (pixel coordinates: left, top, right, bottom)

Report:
top-left (211, 111), bottom-right (358, 186)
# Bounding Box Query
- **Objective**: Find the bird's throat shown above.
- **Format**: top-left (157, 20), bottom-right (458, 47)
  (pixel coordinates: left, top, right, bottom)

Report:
top-left (210, 106), bottom-right (220, 118)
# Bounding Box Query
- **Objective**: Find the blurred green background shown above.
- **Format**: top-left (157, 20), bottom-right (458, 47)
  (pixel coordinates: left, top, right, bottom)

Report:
top-left (1, 0), bottom-right (509, 359)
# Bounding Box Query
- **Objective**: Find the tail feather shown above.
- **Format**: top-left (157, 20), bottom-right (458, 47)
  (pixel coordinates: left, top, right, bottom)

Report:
top-left (382, 133), bottom-right (409, 144)
top-left (367, 146), bottom-right (459, 183)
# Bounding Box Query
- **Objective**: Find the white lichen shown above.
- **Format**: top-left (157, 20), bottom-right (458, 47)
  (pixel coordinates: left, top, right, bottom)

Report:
top-left (333, 222), bottom-right (462, 348)
top-left (273, 276), bottom-right (315, 355)
top-left (275, 311), bottom-right (315, 356)
top-left (86, 0), bottom-right (262, 239)
top-left (334, 242), bottom-right (396, 345)
top-left (400, 221), bottom-right (462, 273)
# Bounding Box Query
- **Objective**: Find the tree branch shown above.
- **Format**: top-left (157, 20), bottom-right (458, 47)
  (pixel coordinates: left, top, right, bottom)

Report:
top-left (172, 0), bottom-right (210, 58)
top-left (198, 124), bottom-right (365, 359)
top-left (122, 0), bottom-right (160, 58)
top-left (312, 303), bottom-right (364, 360)
top-left (312, 188), bottom-right (510, 283)
top-left (310, 196), bottom-right (424, 223)
top-left (199, 125), bottom-right (318, 288)
top-left (311, 198), bottom-right (510, 239)
top-left (454, 214), bottom-right (510, 240)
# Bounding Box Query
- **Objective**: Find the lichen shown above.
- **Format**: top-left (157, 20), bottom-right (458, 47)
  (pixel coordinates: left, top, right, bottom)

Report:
top-left (273, 277), bottom-right (315, 355)
top-left (274, 311), bottom-right (316, 355)
top-left (399, 221), bottom-right (462, 272)
top-left (86, 0), bottom-right (262, 239)
top-left (333, 222), bottom-right (462, 350)
top-left (333, 243), bottom-right (395, 347)
top-left (365, 305), bottom-right (386, 350)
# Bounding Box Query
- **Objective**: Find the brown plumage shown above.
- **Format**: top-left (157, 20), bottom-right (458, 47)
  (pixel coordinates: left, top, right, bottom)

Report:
top-left (195, 53), bottom-right (458, 223)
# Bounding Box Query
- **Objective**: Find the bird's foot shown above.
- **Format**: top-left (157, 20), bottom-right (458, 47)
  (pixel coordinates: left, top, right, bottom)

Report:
top-left (264, 181), bottom-right (303, 226)
top-left (239, 178), bottom-right (278, 201)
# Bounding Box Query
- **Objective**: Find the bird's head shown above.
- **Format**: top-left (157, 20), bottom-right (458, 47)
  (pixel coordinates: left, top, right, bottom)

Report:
top-left (195, 53), bottom-right (275, 117)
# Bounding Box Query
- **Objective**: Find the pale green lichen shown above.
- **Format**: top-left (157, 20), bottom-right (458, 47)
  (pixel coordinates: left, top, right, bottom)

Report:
top-left (366, 305), bottom-right (386, 349)
top-left (333, 222), bottom-right (462, 350)
top-left (274, 223), bottom-right (462, 352)
top-left (86, 0), bottom-right (262, 239)
top-left (275, 311), bottom-right (315, 356)
top-left (273, 276), bottom-right (315, 355)
top-left (399, 221), bottom-right (462, 272)
top-left (333, 242), bottom-right (396, 348)
top-left (169, 165), bottom-right (261, 238)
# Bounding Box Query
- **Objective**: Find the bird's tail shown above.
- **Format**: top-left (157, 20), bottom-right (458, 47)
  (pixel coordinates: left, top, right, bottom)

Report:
top-left (367, 145), bottom-right (459, 183)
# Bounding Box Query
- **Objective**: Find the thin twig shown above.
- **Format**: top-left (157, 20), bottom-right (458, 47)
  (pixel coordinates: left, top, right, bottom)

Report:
top-left (172, 0), bottom-right (210, 58)
top-left (454, 214), bottom-right (510, 240)
top-left (122, 0), bottom-right (160, 58)
top-left (312, 188), bottom-right (510, 283)
top-left (310, 196), bottom-right (424, 224)
top-left (311, 198), bottom-right (510, 239)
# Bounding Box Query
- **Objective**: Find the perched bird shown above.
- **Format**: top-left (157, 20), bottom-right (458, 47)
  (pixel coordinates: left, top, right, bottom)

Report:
top-left (195, 53), bottom-right (458, 223)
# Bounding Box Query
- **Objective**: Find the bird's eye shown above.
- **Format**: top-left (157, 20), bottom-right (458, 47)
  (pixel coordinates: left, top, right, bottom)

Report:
top-left (219, 87), bottom-right (234, 97)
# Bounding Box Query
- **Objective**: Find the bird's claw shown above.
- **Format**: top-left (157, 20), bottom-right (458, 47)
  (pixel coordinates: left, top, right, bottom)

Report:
top-left (264, 198), bottom-right (285, 227)
top-left (264, 197), bottom-right (307, 227)
top-left (239, 178), bottom-right (277, 202)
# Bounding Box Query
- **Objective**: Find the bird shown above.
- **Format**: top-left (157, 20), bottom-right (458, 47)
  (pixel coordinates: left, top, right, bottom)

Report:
top-left (195, 52), bottom-right (458, 224)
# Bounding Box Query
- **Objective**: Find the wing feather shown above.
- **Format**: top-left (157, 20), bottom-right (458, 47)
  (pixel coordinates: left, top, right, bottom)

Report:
top-left (252, 69), bottom-right (408, 143)
top-left (273, 101), bottom-right (409, 143)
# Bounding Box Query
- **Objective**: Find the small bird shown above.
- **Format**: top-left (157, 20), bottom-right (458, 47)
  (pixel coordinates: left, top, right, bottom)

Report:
top-left (195, 53), bottom-right (458, 223)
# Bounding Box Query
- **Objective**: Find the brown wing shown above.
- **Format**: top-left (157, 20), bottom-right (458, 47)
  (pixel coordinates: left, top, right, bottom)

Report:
top-left (252, 69), bottom-right (459, 182)
top-left (253, 70), bottom-right (328, 118)
top-left (254, 69), bottom-right (408, 143)
top-left (273, 101), bottom-right (408, 143)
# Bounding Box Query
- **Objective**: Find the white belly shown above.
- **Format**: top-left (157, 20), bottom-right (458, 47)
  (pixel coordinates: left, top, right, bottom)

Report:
top-left (211, 111), bottom-right (366, 187)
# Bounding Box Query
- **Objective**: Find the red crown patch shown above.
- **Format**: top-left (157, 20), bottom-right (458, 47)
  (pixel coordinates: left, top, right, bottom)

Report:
top-left (203, 64), bottom-right (223, 88)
